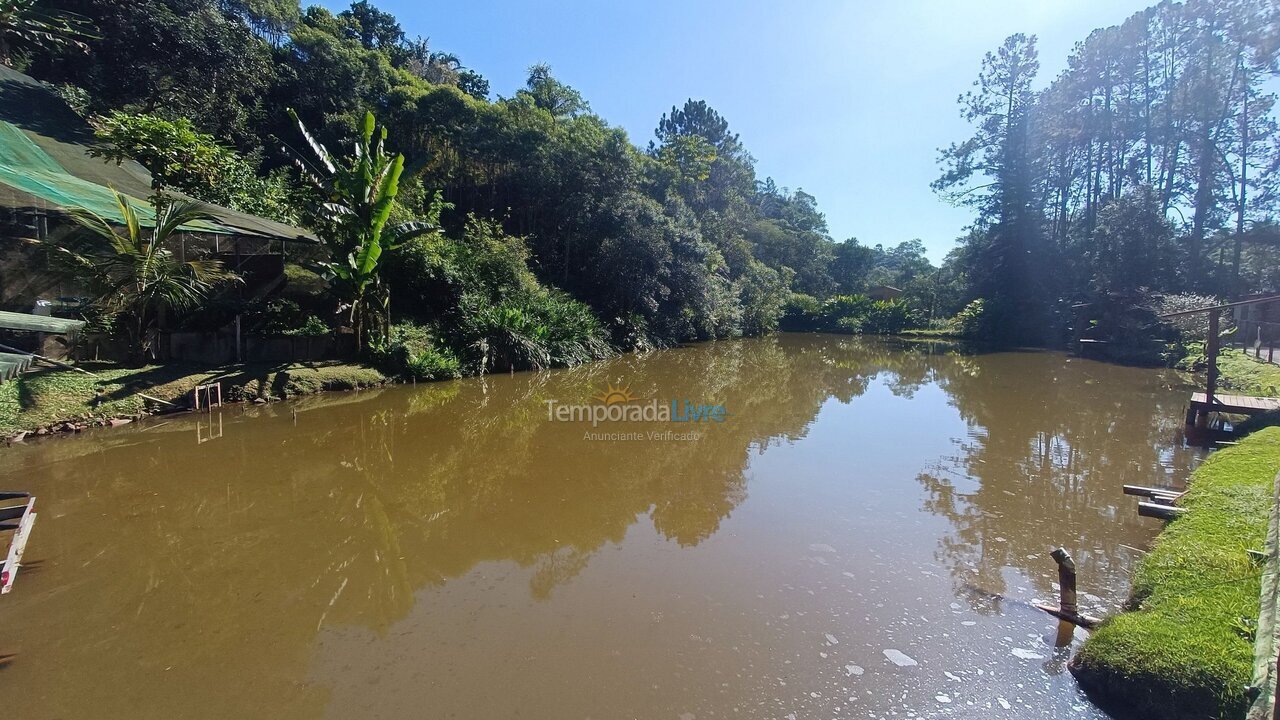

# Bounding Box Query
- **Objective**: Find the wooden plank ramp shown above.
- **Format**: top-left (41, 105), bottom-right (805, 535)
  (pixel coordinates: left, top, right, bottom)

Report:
top-left (0, 495), bottom-right (36, 594)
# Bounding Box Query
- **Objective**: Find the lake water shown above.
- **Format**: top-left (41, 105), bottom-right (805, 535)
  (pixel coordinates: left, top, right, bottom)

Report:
top-left (0, 334), bottom-right (1201, 719)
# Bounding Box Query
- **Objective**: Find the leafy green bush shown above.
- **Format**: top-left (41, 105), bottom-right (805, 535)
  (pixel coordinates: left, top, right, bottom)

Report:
top-left (384, 216), bottom-right (537, 325)
top-left (1158, 293), bottom-right (1225, 340)
top-left (371, 323), bottom-right (461, 381)
top-left (780, 293), bottom-right (823, 331)
top-left (243, 298), bottom-right (308, 335)
top-left (738, 261), bottom-right (791, 336)
top-left (381, 217), bottom-right (614, 372)
top-left (780, 294), bottom-right (917, 335)
top-left (462, 290), bottom-right (612, 373)
top-left (284, 316), bottom-right (330, 337)
top-left (952, 298), bottom-right (987, 338)
top-left (861, 300), bottom-right (914, 334)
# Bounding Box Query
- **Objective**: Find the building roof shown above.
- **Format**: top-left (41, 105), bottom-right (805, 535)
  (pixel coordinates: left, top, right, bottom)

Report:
top-left (0, 310), bottom-right (84, 334)
top-left (0, 64), bottom-right (317, 244)
top-left (0, 310), bottom-right (84, 383)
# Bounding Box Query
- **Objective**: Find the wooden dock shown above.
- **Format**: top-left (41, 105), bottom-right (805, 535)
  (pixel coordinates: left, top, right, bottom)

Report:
top-left (1182, 392), bottom-right (1280, 425)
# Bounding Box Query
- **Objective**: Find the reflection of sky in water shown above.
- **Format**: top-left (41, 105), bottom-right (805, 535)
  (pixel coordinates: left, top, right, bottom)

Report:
top-left (0, 336), bottom-right (1200, 720)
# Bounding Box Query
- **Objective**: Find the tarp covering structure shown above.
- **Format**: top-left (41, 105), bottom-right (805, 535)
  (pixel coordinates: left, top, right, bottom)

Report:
top-left (0, 121), bottom-right (227, 233)
top-left (0, 310), bottom-right (84, 334)
top-left (0, 64), bottom-right (317, 243)
top-left (0, 310), bottom-right (84, 383)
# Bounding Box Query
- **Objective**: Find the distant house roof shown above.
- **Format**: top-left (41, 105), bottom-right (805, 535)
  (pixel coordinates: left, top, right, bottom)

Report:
top-left (866, 285), bottom-right (902, 298)
top-left (0, 64), bottom-right (317, 244)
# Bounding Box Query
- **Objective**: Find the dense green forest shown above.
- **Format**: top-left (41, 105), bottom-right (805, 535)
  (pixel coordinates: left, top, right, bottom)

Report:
top-left (5, 0), bottom-right (1280, 365)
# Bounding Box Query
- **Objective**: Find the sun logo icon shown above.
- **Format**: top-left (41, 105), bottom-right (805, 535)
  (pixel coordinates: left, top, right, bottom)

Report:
top-left (593, 382), bottom-right (638, 405)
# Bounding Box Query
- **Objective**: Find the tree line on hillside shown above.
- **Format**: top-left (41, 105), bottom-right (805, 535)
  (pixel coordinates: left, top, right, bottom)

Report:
top-left (3, 0), bottom-right (1279, 362)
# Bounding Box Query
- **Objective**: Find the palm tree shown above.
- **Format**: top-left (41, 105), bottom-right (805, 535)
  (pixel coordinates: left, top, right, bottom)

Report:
top-left (285, 110), bottom-right (439, 352)
top-left (0, 0), bottom-right (94, 67)
top-left (38, 191), bottom-right (239, 364)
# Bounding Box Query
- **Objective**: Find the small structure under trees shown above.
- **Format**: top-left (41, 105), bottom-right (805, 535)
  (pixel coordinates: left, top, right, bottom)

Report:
top-left (1161, 294), bottom-right (1280, 429)
top-left (0, 64), bottom-right (319, 363)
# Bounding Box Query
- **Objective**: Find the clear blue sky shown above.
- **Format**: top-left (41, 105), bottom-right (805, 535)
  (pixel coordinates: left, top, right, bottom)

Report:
top-left (318, 0), bottom-right (1156, 263)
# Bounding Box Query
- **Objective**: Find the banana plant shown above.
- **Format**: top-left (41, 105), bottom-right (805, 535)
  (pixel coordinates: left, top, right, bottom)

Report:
top-left (285, 110), bottom-right (438, 351)
top-left (0, 0), bottom-right (95, 67)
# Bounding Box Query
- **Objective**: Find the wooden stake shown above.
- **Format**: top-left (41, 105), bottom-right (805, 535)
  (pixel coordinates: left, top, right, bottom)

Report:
top-left (1034, 547), bottom-right (1102, 629)
top-left (1052, 547), bottom-right (1079, 617)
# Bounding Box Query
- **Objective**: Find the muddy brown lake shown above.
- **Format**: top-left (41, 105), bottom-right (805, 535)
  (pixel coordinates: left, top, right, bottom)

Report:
top-left (0, 334), bottom-right (1201, 719)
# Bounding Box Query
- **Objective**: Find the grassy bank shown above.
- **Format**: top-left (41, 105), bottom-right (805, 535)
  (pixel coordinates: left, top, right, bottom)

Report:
top-left (1179, 345), bottom-right (1280, 398)
top-left (0, 361), bottom-right (389, 437)
top-left (1215, 349), bottom-right (1280, 398)
top-left (1072, 427), bottom-right (1280, 720)
top-left (897, 328), bottom-right (967, 340)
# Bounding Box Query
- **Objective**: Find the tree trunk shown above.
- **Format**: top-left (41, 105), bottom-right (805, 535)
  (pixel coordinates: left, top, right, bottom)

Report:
top-left (1232, 62), bottom-right (1249, 294)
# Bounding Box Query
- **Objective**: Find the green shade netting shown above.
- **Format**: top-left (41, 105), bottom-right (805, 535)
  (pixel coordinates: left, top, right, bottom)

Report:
top-left (0, 121), bottom-right (230, 233)
top-left (0, 63), bottom-right (316, 242)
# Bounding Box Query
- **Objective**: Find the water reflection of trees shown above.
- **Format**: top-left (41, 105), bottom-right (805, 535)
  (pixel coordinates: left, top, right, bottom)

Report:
top-left (0, 335), bottom-right (1199, 719)
top-left (914, 349), bottom-right (1199, 609)
top-left (0, 335), bottom-right (912, 719)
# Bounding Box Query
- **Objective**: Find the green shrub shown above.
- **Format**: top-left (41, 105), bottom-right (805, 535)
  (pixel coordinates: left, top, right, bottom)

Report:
top-left (372, 323), bottom-right (462, 381)
top-left (861, 300), bottom-right (914, 334)
top-left (781, 294), bottom-right (917, 335)
top-left (952, 298), bottom-right (987, 338)
top-left (462, 290), bottom-right (613, 373)
top-left (384, 216), bottom-right (538, 325)
top-left (284, 315), bottom-right (330, 337)
top-left (244, 298), bottom-right (309, 335)
top-left (780, 293), bottom-right (823, 331)
top-left (823, 294), bottom-right (874, 327)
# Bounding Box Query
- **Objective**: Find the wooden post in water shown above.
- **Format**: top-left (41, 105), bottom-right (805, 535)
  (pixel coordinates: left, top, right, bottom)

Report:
top-left (1035, 548), bottom-right (1101, 629)
top-left (1051, 547), bottom-right (1078, 618)
top-left (1197, 308), bottom-right (1221, 429)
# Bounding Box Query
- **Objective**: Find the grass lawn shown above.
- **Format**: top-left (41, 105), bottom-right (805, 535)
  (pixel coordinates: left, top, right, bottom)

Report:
top-left (1216, 349), bottom-right (1280, 398)
top-left (1072, 427), bottom-right (1280, 720)
top-left (0, 361), bottom-right (389, 437)
top-left (1179, 344), bottom-right (1280, 398)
